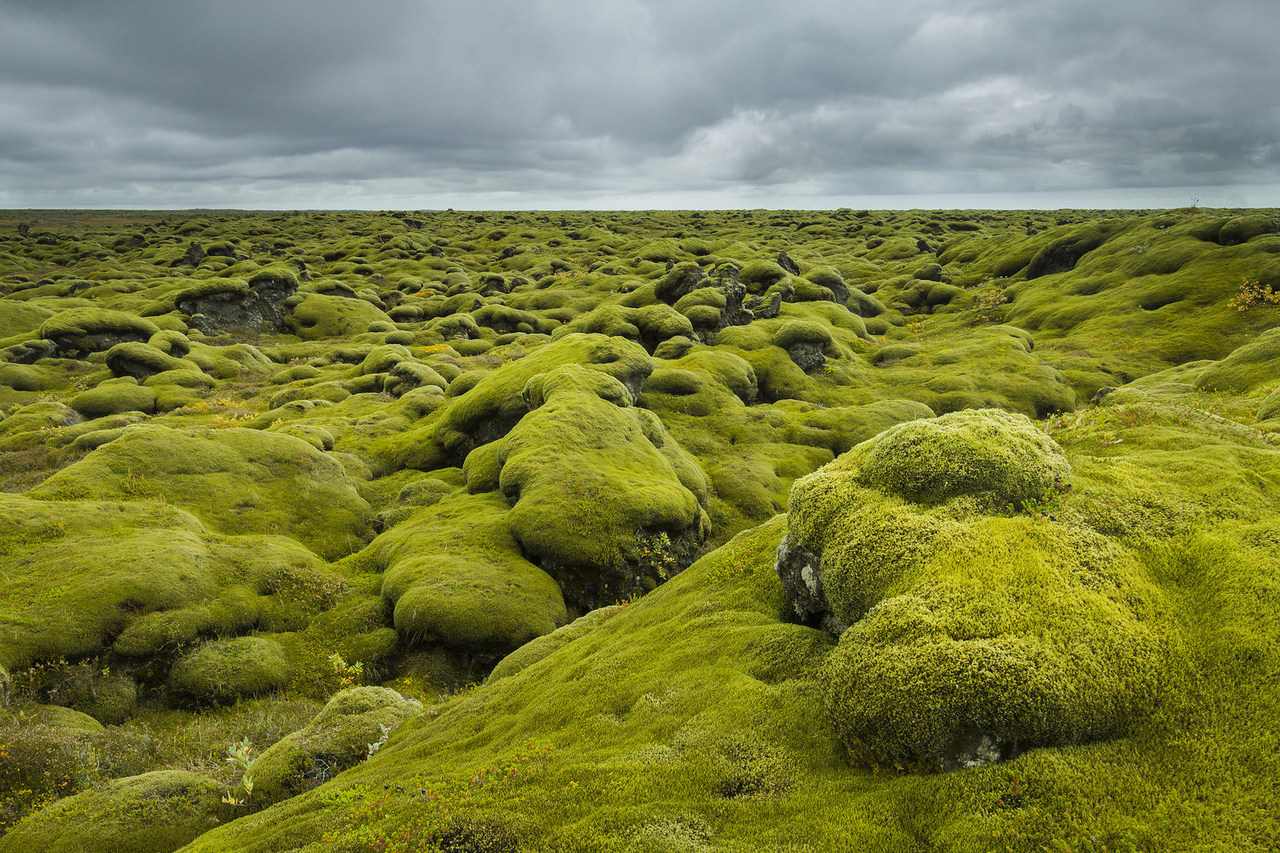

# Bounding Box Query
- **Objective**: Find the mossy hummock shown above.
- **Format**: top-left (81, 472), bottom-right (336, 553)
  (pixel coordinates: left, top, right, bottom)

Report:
top-left (782, 409), bottom-right (1177, 770)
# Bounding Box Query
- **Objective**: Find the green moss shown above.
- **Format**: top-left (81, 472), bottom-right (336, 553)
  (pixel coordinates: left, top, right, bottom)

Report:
top-left (0, 770), bottom-right (235, 853)
top-left (1258, 387), bottom-right (1280, 422)
top-left (37, 307), bottom-right (160, 355)
top-left (249, 686), bottom-right (422, 806)
top-left (0, 489), bottom-right (343, 678)
top-left (142, 368), bottom-right (216, 390)
top-left (31, 425), bottom-right (372, 561)
top-left (772, 319), bottom-right (834, 351)
top-left (737, 259), bottom-right (789, 291)
top-left (384, 333), bottom-right (653, 469)
top-left (779, 405), bottom-right (1240, 772)
top-left (70, 377), bottom-right (158, 418)
top-left (462, 440), bottom-right (503, 493)
top-left (168, 636), bottom-right (292, 706)
top-left (820, 515), bottom-right (1175, 770)
top-left (396, 477), bottom-right (455, 507)
top-left (370, 491), bottom-right (567, 654)
top-left (855, 408), bottom-right (1070, 506)
top-left (1194, 326), bottom-right (1280, 393)
top-left (174, 277), bottom-right (251, 304)
top-left (21, 703), bottom-right (105, 732)
top-left (0, 362), bottom-right (63, 393)
top-left (487, 605), bottom-right (626, 683)
top-left (286, 293), bottom-right (393, 340)
top-left (495, 364), bottom-right (709, 604)
top-left (48, 670), bottom-right (139, 726)
top-left (4, 209), bottom-right (1280, 852)
top-left (0, 300), bottom-right (54, 338)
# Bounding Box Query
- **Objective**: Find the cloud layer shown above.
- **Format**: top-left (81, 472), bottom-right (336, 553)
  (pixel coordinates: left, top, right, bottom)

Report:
top-left (1, 0), bottom-right (1276, 208)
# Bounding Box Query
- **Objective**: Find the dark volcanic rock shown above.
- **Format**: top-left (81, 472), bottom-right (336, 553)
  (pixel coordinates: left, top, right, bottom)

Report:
top-left (656, 262), bottom-right (708, 305)
top-left (774, 534), bottom-right (846, 636)
top-left (177, 273), bottom-right (298, 336)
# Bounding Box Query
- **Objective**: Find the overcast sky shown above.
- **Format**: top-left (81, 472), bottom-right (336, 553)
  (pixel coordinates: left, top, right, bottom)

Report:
top-left (1, 0), bottom-right (1277, 210)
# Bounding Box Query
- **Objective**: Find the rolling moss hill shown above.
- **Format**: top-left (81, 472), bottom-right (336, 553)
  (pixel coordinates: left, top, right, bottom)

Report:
top-left (0, 207), bottom-right (1278, 851)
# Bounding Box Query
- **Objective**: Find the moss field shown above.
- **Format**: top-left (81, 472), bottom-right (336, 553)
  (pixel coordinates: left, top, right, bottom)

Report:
top-left (0, 207), bottom-right (1278, 851)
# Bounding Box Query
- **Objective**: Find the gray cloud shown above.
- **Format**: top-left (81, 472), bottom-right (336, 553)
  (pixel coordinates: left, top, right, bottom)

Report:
top-left (1, 0), bottom-right (1276, 208)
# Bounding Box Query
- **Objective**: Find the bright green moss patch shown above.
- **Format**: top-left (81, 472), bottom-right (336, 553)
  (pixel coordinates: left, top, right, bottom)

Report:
top-left (167, 636), bottom-right (292, 706)
top-left (30, 425), bottom-right (372, 560)
top-left (856, 408), bottom-right (1070, 507)
top-left (0, 770), bottom-right (235, 853)
top-left (381, 332), bottom-right (653, 470)
top-left (285, 293), bottom-right (393, 340)
top-left (1194, 326), bottom-right (1280, 393)
top-left (495, 364), bottom-right (709, 607)
top-left (369, 491), bottom-right (568, 654)
top-left (36, 307), bottom-right (160, 357)
top-left (249, 686), bottom-right (422, 806)
top-left (820, 516), bottom-right (1175, 770)
top-left (0, 490), bottom-right (347, 684)
top-left (69, 376), bottom-right (158, 417)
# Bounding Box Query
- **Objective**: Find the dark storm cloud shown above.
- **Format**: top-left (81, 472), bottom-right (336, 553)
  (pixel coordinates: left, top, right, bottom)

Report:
top-left (0, 0), bottom-right (1276, 208)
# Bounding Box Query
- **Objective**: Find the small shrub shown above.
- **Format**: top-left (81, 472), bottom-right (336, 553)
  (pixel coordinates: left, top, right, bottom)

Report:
top-left (1227, 278), bottom-right (1280, 312)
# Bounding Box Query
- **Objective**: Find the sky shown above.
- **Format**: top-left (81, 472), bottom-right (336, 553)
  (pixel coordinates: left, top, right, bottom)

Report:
top-left (1, 0), bottom-right (1277, 210)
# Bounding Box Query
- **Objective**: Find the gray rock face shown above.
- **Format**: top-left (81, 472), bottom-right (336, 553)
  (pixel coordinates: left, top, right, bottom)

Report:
top-left (3, 338), bottom-right (57, 364)
top-left (936, 727), bottom-right (1024, 773)
top-left (656, 262), bottom-right (708, 304)
top-left (178, 276), bottom-right (297, 335)
top-left (785, 341), bottom-right (826, 373)
top-left (753, 293), bottom-right (782, 320)
top-left (774, 534), bottom-right (846, 636)
top-left (715, 279), bottom-right (754, 331)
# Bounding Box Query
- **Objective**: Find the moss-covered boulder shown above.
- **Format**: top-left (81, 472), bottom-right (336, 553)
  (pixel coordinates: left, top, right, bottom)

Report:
top-left (21, 703), bottom-right (105, 732)
top-left (370, 492), bottom-right (569, 655)
top-left (779, 410), bottom-right (1175, 770)
top-left (1259, 386), bottom-right (1280, 423)
top-left (36, 307), bottom-right (160, 357)
top-left (383, 333), bottom-right (654, 470)
top-left (1194, 326), bottom-right (1280, 394)
top-left (493, 364), bottom-right (710, 609)
top-left (249, 686), bottom-right (422, 805)
top-left (855, 408), bottom-right (1070, 507)
top-left (175, 268), bottom-right (298, 335)
top-left (0, 770), bottom-right (235, 853)
top-left (30, 424), bottom-right (372, 560)
top-left (0, 492), bottom-right (343, 672)
top-left (167, 636), bottom-right (292, 706)
top-left (69, 376), bottom-right (158, 418)
top-left (286, 292), bottom-right (393, 340)
top-left (104, 340), bottom-right (198, 380)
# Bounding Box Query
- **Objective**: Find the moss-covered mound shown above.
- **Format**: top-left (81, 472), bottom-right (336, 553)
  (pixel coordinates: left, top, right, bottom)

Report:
top-left (855, 408), bottom-right (1070, 507)
top-left (30, 425), bottom-right (372, 560)
top-left (494, 363), bottom-right (710, 608)
top-left (367, 492), bottom-right (569, 655)
top-left (167, 636), bottom-right (292, 706)
top-left (36, 308), bottom-right (160, 358)
top-left (249, 686), bottom-right (422, 805)
top-left (0, 492), bottom-right (343, 683)
top-left (381, 332), bottom-right (655, 470)
top-left (781, 410), bottom-right (1177, 769)
top-left (0, 770), bottom-right (235, 853)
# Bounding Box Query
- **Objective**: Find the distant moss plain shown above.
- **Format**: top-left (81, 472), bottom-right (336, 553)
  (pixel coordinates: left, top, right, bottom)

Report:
top-left (0, 207), bottom-right (1278, 851)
